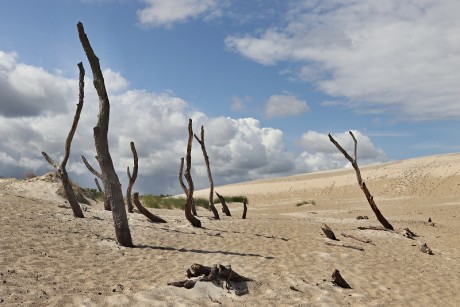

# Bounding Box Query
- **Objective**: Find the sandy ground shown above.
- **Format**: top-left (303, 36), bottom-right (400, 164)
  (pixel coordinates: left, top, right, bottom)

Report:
top-left (1, 153), bottom-right (460, 306)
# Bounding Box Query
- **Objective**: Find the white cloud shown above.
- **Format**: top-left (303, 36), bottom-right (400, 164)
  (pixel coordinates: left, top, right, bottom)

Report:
top-left (225, 0), bottom-right (460, 120)
top-left (0, 51), bottom-right (76, 117)
top-left (138, 0), bottom-right (221, 27)
top-left (231, 96), bottom-right (248, 113)
top-left (265, 94), bottom-right (309, 118)
top-left (296, 130), bottom-right (387, 172)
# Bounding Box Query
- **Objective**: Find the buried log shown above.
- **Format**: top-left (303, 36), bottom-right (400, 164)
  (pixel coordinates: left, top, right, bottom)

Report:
top-left (325, 241), bottom-right (364, 251)
top-left (242, 201), bottom-right (248, 219)
top-left (133, 193), bottom-right (166, 223)
top-left (321, 224), bottom-right (337, 240)
top-left (168, 263), bottom-right (251, 296)
top-left (215, 192), bottom-right (231, 216)
top-left (329, 132), bottom-right (393, 230)
top-left (331, 269), bottom-right (352, 289)
top-left (341, 232), bottom-right (373, 244)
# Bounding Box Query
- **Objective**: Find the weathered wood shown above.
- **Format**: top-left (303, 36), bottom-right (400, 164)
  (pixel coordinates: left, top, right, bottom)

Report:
top-left (321, 224), bottom-right (337, 240)
top-left (331, 269), bottom-right (352, 289)
top-left (420, 242), bottom-right (434, 255)
top-left (184, 119), bottom-right (201, 228)
top-left (133, 192), bottom-right (167, 223)
top-left (194, 126), bottom-right (219, 219)
top-left (40, 62), bottom-right (85, 218)
top-left (401, 228), bottom-right (417, 239)
top-left (94, 178), bottom-right (103, 194)
top-left (170, 263), bottom-right (251, 295)
top-left (341, 232), bottom-right (373, 244)
top-left (329, 132), bottom-right (393, 230)
top-left (78, 21), bottom-right (133, 247)
top-left (358, 226), bottom-right (392, 232)
top-left (82, 155), bottom-right (110, 210)
top-left (325, 241), bottom-right (364, 251)
top-left (242, 201), bottom-right (248, 219)
top-left (215, 192), bottom-right (231, 216)
top-left (126, 142), bottom-right (138, 213)
top-left (179, 157), bottom-right (197, 216)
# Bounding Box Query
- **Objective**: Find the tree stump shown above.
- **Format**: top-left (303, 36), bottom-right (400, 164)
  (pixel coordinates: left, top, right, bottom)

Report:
top-left (321, 224), bottom-right (337, 240)
top-left (331, 269), bottom-right (351, 289)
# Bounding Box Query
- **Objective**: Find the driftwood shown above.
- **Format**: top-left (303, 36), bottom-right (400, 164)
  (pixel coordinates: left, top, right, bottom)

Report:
top-left (321, 224), bottom-right (337, 240)
top-left (329, 132), bottom-right (393, 230)
top-left (401, 228), bottom-right (417, 239)
top-left (194, 126), bottom-right (220, 220)
top-left (94, 178), bottom-right (103, 194)
top-left (420, 243), bottom-right (434, 255)
top-left (126, 142), bottom-right (138, 213)
top-left (82, 155), bottom-right (110, 211)
top-left (133, 193), bottom-right (166, 223)
top-left (358, 226), bottom-right (393, 232)
top-left (183, 119), bottom-right (201, 228)
top-left (41, 62), bottom-right (85, 219)
top-left (168, 263), bottom-right (251, 296)
top-left (331, 269), bottom-right (352, 289)
top-left (178, 157), bottom-right (197, 216)
top-left (242, 201), bottom-right (248, 219)
top-left (78, 21), bottom-right (133, 247)
top-left (325, 241), bottom-right (364, 251)
top-left (215, 192), bottom-right (231, 216)
top-left (341, 232), bottom-right (373, 244)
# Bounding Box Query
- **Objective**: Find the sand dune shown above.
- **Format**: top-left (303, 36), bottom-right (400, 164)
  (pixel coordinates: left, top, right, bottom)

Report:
top-left (1, 153), bottom-right (460, 306)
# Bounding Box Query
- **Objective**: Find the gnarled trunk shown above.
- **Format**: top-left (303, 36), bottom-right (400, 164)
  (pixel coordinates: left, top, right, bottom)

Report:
top-left (133, 193), bottom-right (167, 223)
top-left (78, 21), bottom-right (133, 247)
top-left (183, 119), bottom-right (201, 227)
top-left (126, 141), bottom-right (138, 213)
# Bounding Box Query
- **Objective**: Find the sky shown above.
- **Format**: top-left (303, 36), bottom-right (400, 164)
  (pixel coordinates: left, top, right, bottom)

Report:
top-left (0, 0), bottom-right (459, 195)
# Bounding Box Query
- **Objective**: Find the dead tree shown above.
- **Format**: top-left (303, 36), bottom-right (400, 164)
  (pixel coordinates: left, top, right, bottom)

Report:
top-left (331, 269), bottom-right (351, 288)
top-left (242, 201), bottom-right (248, 219)
top-left (41, 62), bottom-right (85, 218)
top-left (82, 155), bottom-right (111, 211)
top-left (179, 157), bottom-right (197, 216)
top-left (126, 141), bottom-right (138, 213)
top-left (194, 126), bottom-right (220, 219)
top-left (215, 192), bottom-right (231, 216)
top-left (329, 131), bottom-right (394, 230)
top-left (321, 224), bottom-right (337, 240)
top-left (133, 193), bottom-right (167, 223)
top-left (78, 21), bottom-right (133, 247)
top-left (183, 119), bottom-right (201, 227)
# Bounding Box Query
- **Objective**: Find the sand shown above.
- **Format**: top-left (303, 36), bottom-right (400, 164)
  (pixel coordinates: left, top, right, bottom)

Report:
top-left (1, 153), bottom-right (460, 306)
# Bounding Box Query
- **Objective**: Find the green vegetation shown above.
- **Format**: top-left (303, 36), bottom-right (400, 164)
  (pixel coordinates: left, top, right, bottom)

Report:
top-left (83, 188), bottom-right (104, 201)
top-left (138, 194), bottom-right (209, 210)
top-left (214, 195), bottom-right (248, 203)
top-left (296, 200), bottom-right (316, 207)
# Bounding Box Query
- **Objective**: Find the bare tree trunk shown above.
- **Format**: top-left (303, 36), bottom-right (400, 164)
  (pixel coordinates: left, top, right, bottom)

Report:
top-left (184, 119), bottom-right (201, 227)
top-left (126, 141), bottom-right (138, 213)
top-left (194, 126), bottom-right (219, 219)
top-left (242, 201), bottom-right (248, 219)
top-left (78, 22), bottom-right (133, 247)
top-left (329, 131), bottom-right (393, 230)
top-left (133, 193), bottom-right (167, 223)
top-left (82, 155), bottom-right (111, 211)
top-left (215, 192), bottom-right (231, 216)
top-left (94, 178), bottom-right (103, 194)
top-left (41, 62), bottom-right (85, 218)
top-left (179, 157), bottom-right (197, 216)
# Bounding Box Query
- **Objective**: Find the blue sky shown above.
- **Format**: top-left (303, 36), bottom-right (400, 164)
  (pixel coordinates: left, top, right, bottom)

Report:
top-left (1, 0), bottom-right (459, 194)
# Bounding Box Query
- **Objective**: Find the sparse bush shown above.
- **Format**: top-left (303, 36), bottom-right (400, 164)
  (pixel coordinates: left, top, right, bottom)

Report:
top-left (296, 200), bottom-right (316, 207)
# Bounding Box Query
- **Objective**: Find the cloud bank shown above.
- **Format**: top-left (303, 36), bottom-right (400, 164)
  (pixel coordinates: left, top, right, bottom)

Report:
top-left (225, 0), bottom-right (460, 120)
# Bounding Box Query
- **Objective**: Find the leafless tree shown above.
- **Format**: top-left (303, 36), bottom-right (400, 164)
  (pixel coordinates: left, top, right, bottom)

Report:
top-left (179, 157), bottom-right (197, 216)
top-left (77, 21), bottom-right (133, 246)
top-left (329, 131), bottom-right (393, 230)
top-left (194, 126), bottom-right (219, 219)
top-left (183, 119), bottom-right (201, 227)
top-left (126, 141), bottom-right (138, 213)
top-left (133, 193), bottom-right (167, 223)
top-left (242, 201), bottom-right (248, 219)
top-left (41, 62), bottom-right (85, 218)
top-left (81, 155), bottom-right (111, 211)
top-left (215, 192), bottom-right (231, 216)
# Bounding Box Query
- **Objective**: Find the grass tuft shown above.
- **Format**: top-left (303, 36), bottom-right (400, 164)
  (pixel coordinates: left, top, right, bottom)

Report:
top-left (296, 200), bottom-right (316, 207)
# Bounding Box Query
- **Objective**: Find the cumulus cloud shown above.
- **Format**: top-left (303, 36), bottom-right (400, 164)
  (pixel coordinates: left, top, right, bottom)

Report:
top-left (0, 51), bottom-right (76, 117)
top-left (138, 0), bottom-right (221, 27)
top-left (296, 130), bottom-right (387, 172)
top-left (265, 94), bottom-right (309, 118)
top-left (225, 0), bottom-right (460, 120)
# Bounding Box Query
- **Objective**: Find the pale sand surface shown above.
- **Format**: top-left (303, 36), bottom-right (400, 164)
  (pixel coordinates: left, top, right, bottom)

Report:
top-left (1, 153), bottom-right (460, 306)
